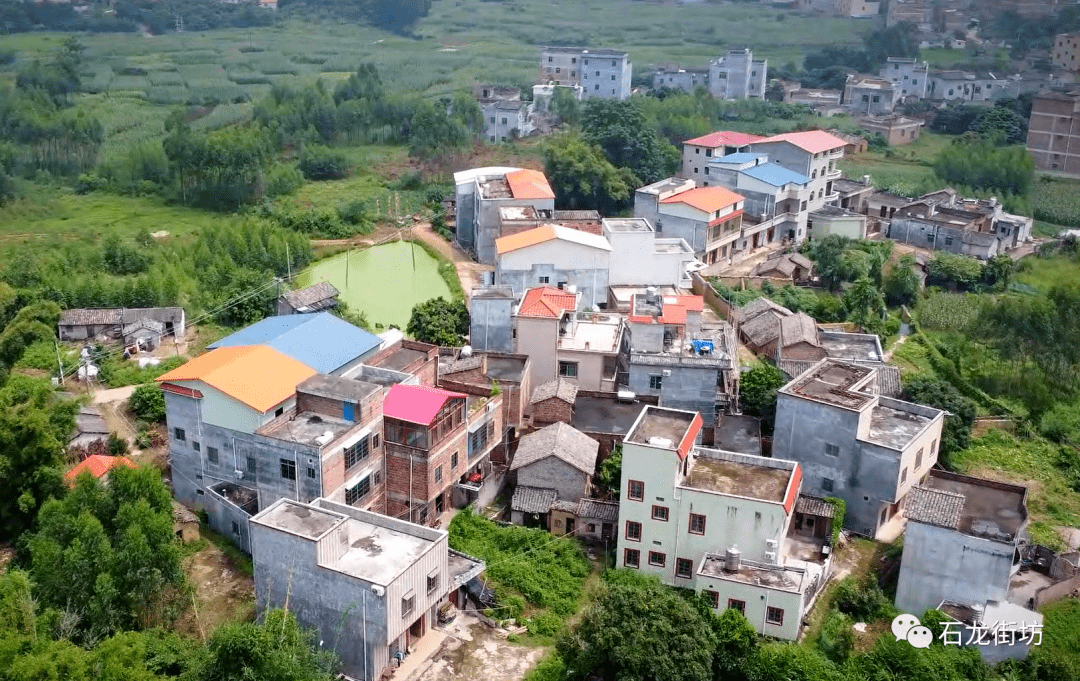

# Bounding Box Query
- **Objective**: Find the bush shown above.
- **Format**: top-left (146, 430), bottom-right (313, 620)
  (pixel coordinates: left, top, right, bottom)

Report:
top-left (107, 432), bottom-right (129, 456)
top-left (834, 575), bottom-right (895, 622)
top-left (264, 163), bottom-right (303, 198)
top-left (818, 611), bottom-right (855, 663)
top-left (389, 170), bottom-right (423, 190)
top-left (337, 199), bottom-right (369, 226)
top-left (128, 382), bottom-right (166, 422)
top-left (298, 145), bottom-right (350, 181)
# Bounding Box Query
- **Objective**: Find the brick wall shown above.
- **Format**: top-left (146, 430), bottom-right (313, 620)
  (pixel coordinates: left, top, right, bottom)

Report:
top-left (783, 343), bottom-right (828, 362)
top-left (297, 392), bottom-right (347, 420)
top-left (532, 397), bottom-right (572, 425)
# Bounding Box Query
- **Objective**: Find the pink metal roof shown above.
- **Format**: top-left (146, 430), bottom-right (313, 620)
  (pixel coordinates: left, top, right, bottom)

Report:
top-left (757, 130), bottom-right (847, 154)
top-left (382, 384), bottom-right (467, 425)
top-left (683, 131), bottom-right (766, 148)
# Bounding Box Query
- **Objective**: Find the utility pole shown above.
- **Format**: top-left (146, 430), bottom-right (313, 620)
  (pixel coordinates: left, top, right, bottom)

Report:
top-left (54, 341), bottom-right (65, 386)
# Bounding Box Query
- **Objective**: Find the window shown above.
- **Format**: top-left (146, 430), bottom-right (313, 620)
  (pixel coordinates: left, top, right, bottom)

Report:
top-left (247, 456), bottom-right (256, 473)
top-left (307, 466), bottom-right (316, 479)
top-left (649, 375), bottom-right (663, 390)
top-left (705, 590), bottom-right (720, 608)
top-left (872, 95), bottom-right (880, 103)
top-left (901, 467), bottom-right (908, 484)
top-left (676, 558), bottom-right (693, 578)
top-left (555, 67), bottom-right (560, 74)
top-left (913, 79), bottom-right (918, 85)
top-left (822, 477), bottom-right (834, 493)
top-left (501, 117), bottom-right (507, 125)
top-left (489, 116), bottom-right (495, 124)
top-left (539, 276), bottom-right (550, 283)
top-left (648, 551), bottom-right (666, 567)
top-left (548, 56), bottom-right (553, 63)
top-left (862, 94), bottom-right (869, 102)
top-left (611, 59), bottom-right (616, 66)
top-left (628, 480), bottom-right (644, 501)
top-left (345, 475), bottom-right (372, 505)
top-left (193, 440), bottom-right (200, 452)
top-left (595, 70), bottom-right (600, 76)
top-left (584, 58), bottom-right (589, 65)
top-left (728, 598), bottom-right (746, 614)
top-left (275, 406), bottom-right (284, 418)
top-left (610, 74), bottom-right (615, 81)
top-left (689, 513), bottom-right (706, 535)
top-left (345, 437), bottom-right (370, 470)
top-left (427, 573), bottom-right (439, 595)
top-left (651, 505), bottom-right (669, 522)
top-left (174, 428), bottom-right (185, 441)
top-left (931, 439), bottom-right (938, 455)
top-left (625, 520), bottom-right (642, 541)
top-left (766, 607), bottom-right (784, 626)
top-left (280, 458), bottom-right (296, 480)
top-left (915, 448), bottom-right (924, 470)
top-left (624, 548), bottom-right (640, 568)
top-left (402, 593), bottom-right (415, 618)
top-left (435, 466), bottom-right (443, 483)
top-left (594, 84), bottom-right (599, 91)
top-left (945, 236), bottom-right (954, 246)
top-left (704, 167), bottom-right (710, 175)
top-left (373, 433), bottom-right (380, 449)
top-left (558, 361), bottom-right (579, 378)
top-left (927, 233), bottom-right (935, 243)
top-left (232, 521), bottom-right (240, 535)
top-left (824, 443), bottom-right (839, 457)
top-left (571, 57), bottom-right (576, 63)
top-left (207, 446), bottom-right (218, 464)
top-left (451, 452), bottom-right (458, 470)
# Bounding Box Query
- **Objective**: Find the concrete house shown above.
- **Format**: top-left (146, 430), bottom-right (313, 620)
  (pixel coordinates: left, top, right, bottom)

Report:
top-left (453, 167), bottom-right (556, 265)
top-left (539, 46), bottom-right (632, 100)
top-left (634, 180), bottom-right (746, 259)
top-left (927, 71), bottom-right (1000, 102)
top-left (494, 225), bottom-right (613, 311)
top-left (858, 114), bottom-right (924, 146)
top-left (250, 498), bottom-right (484, 681)
top-left (604, 218), bottom-right (697, 290)
top-left (474, 85), bottom-right (533, 143)
top-left (886, 191), bottom-right (1031, 259)
top-left (438, 348), bottom-right (532, 431)
top-left (497, 206), bottom-right (602, 238)
top-left (510, 422), bottom-right (600, 527)
top-left (1026, 90), bottom-right (1080, 175)
top-left (895, 470), bottom-right (1028, 616)
top-left (843, 75), bottom-right (898, 115)
top-left (382, 384), bottom-right (503, 526)
top-left (880, 57), bottom-right (929, 99)
top-left (709, 49), bottom-right (768, 100)
top-left (772, 360), bottom-right (946, 538)
top-left (807, 205), bottom-right (869, 240)
top-left (706, 153), bottom-right (812, 252)
top-left (625, 291), bottom-right (740, 427)
top-left (618, 406), bottom-right (831, 640)
top-left (1053, 32), bottom-right (1080, 72)
top-left (750, 131), bottom-right (846, 241)
top-left (680, 131), bottom-right (765, 187)
top-left (58, 307), bottom-right (186, 342)
top-left (653, 67), bottom-right (710, 94)
top-left (469, 287), bottom-right (517, 353)
top-left (276, 282), bottom-right (339, 316)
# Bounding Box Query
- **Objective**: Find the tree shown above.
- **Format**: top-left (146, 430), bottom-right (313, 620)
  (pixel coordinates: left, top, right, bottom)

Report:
top-left (971, 105), bottom-right (1027, 145)
top-left (884, 254), bottom-right (921, 306)
top-left (408, 100), bottom-right (470, 165)
top-left (712, 608), bottom-right (759, 681)
top-left (560, 570), bottom-right (717, 681)
top-left (543, 133), bottom-right (637, 213)
top-left (933, 135), bottom-right (1034, 196)
top-left (595, 445), bottom-right (622, 499)
top-left (550, 87), bottom-right (581, 127)
top-left (809, 235), bottom-right (854, 292)
top-left (299, 145), bottom-right (351, 181)
top-left (843, 276), bottom-right (886, 329)
top-left (407, 297), bottom-right (469, 346)
top-left (128, 383), bottom-right (165, 423)
top-left (580, 99), bottom-right (679, 184)
top-left (982, 254), bottom-right (1016, 290)
top-left (450, 90), bottom-right (484, 136)
top-left (902, 375), bottom-right (977, 462)
top-left (927, 251), bottom-right (984, 291)
top-left (740, 364), bottom-right (786, 431)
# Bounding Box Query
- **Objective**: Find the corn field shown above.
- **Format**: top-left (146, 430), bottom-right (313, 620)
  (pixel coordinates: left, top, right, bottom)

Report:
top-left (917, 292), bottom-right (983, 333)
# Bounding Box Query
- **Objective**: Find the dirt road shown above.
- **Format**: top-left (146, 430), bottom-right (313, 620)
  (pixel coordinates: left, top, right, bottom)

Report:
top-left (414, 613), bottom-right (544, 681)
top-left (409, 223), bottom-right (492, 299)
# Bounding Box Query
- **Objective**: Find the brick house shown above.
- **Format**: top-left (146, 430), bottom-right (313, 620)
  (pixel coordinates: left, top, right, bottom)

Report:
top-left (530, 378), bottom-right (578, 426)
top-left (510, 422), bottom-right (600, 527)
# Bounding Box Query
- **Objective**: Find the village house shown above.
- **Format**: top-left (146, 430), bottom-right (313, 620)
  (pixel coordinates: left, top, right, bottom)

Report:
top-left (529, 378), bottom-right (656, 457)
top-left (473, 85), bottom-right (534, 143)
top-left (680, 131), bottom-right (765, 187)
top-left (843, 75), bottom-right (898, 115)
top-left (509, 421), bottom-right (600, 528)
top-left (807, 205), bottom-right (869, 239)
top-left (857, 114), bottom-right (924, 145)
top-left (749, 131), bottom-right (846, 239)
top-left (1026, 90), bottom-right (1080, 175)
top-left (787, 89), bottom-right (846, 117)
top-left (880, 57), bottom-right (929, 99)
top-left (938, 600), bottom-right (1044, 663)
top-left (886, 190), bottom-right (1032, 259)
top-left (832, 176), bottom-right (875, 214)
top-left (276, 281), bottom-right (339, 316)
top-left (494, 225), bottom-right (613, 311)
top-left (625, 290), bottom-right (740, 428)
top-left (772, 359), bottom-right (946, 538)
top-left (653, 67), bottom-right (710, 94)
top-left (68, 405), bottom-right (109, 451)
top-left (469, 287), bottom-right (517, 353)
top-left (538, 46), bottom-right (632, 100)
top-left (438, 348), bottom-right (531, 431)
top-left (64, 454), bottom-right (135, 485)
top-left (927, 70), bottom-right (1000, 102)
top-left (250, 498), bottom-right (484, 681)
top-left (633, 179), bottom-right (746, 260)
top-left (750, 252), bottom-right (814, 283)
top-left (497, 205), bottom-right (602, 238)
top-left (58, 306), bottom-right (186, 342)
top-left (709, 49), bottom-right (768, 100)
top-left (603, 218), bottom-right (697, 290)
top-left (827, 130), bottom-right (869, 156)
top-left (1053, 32), bottom-right (1080, 72)
top-left (530, 378), bottom-right (580, 427)
top-left (705, 153), bottom-right (812, 253)
top-left (617, 406), bottom-right (832, 640)
top-left (896, 469), bottom-right (1028, 616)
top-left (453, 167), bottom-right (556, 265)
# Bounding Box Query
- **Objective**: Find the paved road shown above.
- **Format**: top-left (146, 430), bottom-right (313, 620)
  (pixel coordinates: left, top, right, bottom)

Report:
top-left (93, 384), bottom-right (137, 404)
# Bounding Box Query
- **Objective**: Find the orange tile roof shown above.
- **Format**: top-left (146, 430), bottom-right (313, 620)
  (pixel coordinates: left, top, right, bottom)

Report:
top-left (65, 455), bottom-right (135, 483)
top-left (505, 169), bottom-right (555, 200)
top-left (659, 186), bottom-right (744, 214)
top-left (758, 130), bottom-right (846, 154)
top-left (518, 287), bottom-right (578, 318)
top-left (156, 345), bottom-right (316, 412)
top-left (683, 131), bottom-right (765, 148)
top-left (630, 295), bottom-right (704, 325)
top-left (495, 224), bottom-right (612, 255)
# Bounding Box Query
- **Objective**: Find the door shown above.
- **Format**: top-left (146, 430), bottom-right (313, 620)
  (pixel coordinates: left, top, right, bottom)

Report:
top-left (565, 517), bottom-right (576, 536)
top-left (601, 523), bottom-right (613, 542)
top-left (343, 402), bottom-right (354, 422)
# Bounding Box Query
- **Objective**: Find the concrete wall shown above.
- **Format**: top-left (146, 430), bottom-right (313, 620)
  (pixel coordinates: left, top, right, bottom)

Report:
top-left (580, 54), bottom-right (631, 100)
top-left (810, 213), bottom-right (866, 239)
top-left (474, 193), bottom-right (555, 265)
top-left (895, 521), bottom-right (1016, 614)
top-left (470, 296), bottom-right (515, 353)
top-left (697, 574), bottom-right (804, 640)
top-left (205, 485), bottom-right (255, 553)
top-left (516, 457), bottom-right (590, 502)
top-left (627, 361), bottom-right (721, 427)
top-left (515, 316), bottom-right (558, 389)
top-left (606, 230), bottom-right (694, 288)
top-left (496, 264), bottom-right (609, 311)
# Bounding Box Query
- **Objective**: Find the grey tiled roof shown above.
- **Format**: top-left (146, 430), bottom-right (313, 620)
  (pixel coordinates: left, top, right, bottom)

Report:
top-left (443, 355), bottom-right (484, 375)
top-left (905, 485), bottom-right (965, 529)
top-left (510, 422), bottom-right (599, 475)
top-left (282, 281), bottom-right (339, 308)
top-left (577, 498), bottom-right (619, 522)
top-left (740, 311), bottom-right (785, 347)
top-left (60, 308), bottom-right (122, 326)
top-left (876, 365), bottom-right (902, 398)
top-left (511, 486), bottom-right (557, 514)
top-left (737, 297), bottom-right (792, 323)
top-left (795, 494), bottom-right (836, 519)
top-left (530, 378), bottom-right (578, 405)
top-left (551, 499), bottom-right (580, 513)
top-left (780, 312), bottom-right (820, 347)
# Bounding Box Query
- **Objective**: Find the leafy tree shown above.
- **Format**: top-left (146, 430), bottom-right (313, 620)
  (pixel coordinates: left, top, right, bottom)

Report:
top-left (843, 276), bottom-right (885, 329)
top-left (809, 235), bottom-right (853, 292)
top-left (927, 251), bottom-right (984, 291)
top-left (128, 383), bottom-right (165, 423)
top-left (864, 22), bottom-right (920, 65)
top-left (102, 235), bottom-right (152, 276)
top-left (740, 363), bottom-right (786, 431)
top-left (450, 90), bottom-right (484, 136)
top-left (902, 375), bottom-right (977, 461)
top-left (299, 145), bottom-right (350, 181)
top-left (26, 464), bottom-right (184, 640)
top-left (982, 253), bottom-right (1016, 290)
top-left (884, 254), bottom-right (921, 306)
top-left (817, 611), bottom-right (856, 664)
top-left (933, 135), bottom-right (1034, 196)
top-left (581, 99), bottom-right (679, 185)
top-left (550, 87), bottom-right (582, 127)
top-left (407, 297), bottom-right (469, 346)
top-left (560, 570), bottom-right (717, 681)
top-left (971, 105), bottom-right (1027, 145)
top-left (833, 574), bottom-right (895, 622)
top-left (752, 642), bottom-right (844, 681)
top-left (543, 133), bottom-right (637, 213)
top-left (930, 103), bottom-right (982, 135)
top-left (595, 445), bottom-right (622, 499)
top-left (712, 608), bottom-right (759, 681)
top-left (0, 375), bottom-right (77, 540)
top-left (408, 100), bottom-right (470, 165)
top-left (0, 300), bottom-right (61, 369)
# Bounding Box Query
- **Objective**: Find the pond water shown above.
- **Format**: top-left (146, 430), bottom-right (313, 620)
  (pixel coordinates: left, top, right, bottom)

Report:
top-left (295, 240), bottom-right (452, 330)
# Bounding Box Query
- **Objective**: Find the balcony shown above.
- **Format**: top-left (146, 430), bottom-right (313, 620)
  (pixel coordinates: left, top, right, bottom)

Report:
top-left (829, 148), bottom-right (844, 159)
top-left (823, 192), bottom-right (840, 204)
top-left (825, 168), bottom-right (842, 180)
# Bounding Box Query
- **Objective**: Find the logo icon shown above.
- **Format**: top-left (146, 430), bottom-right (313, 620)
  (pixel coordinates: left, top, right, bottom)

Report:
top-left (892, 614), bottom-right (933, 649)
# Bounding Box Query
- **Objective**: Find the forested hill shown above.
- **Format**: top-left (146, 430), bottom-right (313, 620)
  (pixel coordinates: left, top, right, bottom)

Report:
top-left (0, 0), bottom-right (433, 36)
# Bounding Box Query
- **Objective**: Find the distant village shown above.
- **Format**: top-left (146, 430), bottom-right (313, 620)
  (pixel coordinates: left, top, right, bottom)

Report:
top-left (55, 37), bottom-right (1080, 681)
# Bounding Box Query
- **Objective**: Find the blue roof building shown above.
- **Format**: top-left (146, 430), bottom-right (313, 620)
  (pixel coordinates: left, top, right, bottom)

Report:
top-left (710, 152), bottom-right (766, 166)
top-left (209, 312), bottom-right (383, 375)
top-left (741, 163), bottom-right (810, 188)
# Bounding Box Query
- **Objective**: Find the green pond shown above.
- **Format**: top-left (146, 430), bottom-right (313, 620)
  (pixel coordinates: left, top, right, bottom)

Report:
top-left (295, 240), bottom-right (452, 330)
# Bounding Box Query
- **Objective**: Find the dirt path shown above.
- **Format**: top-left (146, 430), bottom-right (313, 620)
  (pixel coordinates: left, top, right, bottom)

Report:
top-left (415, 613), bottom-right (544, 681)
top-left (176, 539), bottom-right (255, 639)
top-left (409, 223), bottom-right (492, 299)
top-left (93, 385), bottom-right (137, 404)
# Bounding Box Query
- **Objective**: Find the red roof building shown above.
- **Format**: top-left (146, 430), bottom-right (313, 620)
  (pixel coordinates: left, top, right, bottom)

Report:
top-left (517, 287), bottom-right (578, 319)
top-left (65, 455), bottom-right (136, 484)
top-left (683, 131), bottom-right (766, 148)
top-left (756, 130), bottom-right (846, 155)
top-left (382, 384), bottom-right (468, 425)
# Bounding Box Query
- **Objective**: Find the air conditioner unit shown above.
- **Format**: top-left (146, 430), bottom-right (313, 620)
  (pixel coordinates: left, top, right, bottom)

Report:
top-left (662, 369), bottom-right (672, 377)
top-left (765, 538), bottom-right (778, 549)
top-left (235, 470), bottom-right (245, 479)
top-left (485, 402), bottom-right (494, 413)
top-left (764, 551), bottom-right (777, 563)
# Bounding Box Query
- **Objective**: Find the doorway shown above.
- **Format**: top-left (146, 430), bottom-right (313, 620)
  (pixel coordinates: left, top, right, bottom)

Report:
top-left (601, 523), bottom-right (613, 541)
top-left (565, 517), bottom-right (576, 536)
top-left (435, 493), bottom-right (445, 515)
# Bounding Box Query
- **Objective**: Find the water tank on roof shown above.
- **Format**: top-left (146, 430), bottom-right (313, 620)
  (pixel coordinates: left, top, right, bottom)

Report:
top-left (460, 345), bottom-right (473, 358)
top-left (617, 390), bottom-right (636, 403)
top-left (648, 436), bottom-right (673, 449)
top-left (566, 285), bottom-right (578, 295)
top-left (314, 431), bottom-right (334, 446)
top-left (646, 286), bottom-right (659, 303)
top-left (725, 545), bottom-right (741, 572)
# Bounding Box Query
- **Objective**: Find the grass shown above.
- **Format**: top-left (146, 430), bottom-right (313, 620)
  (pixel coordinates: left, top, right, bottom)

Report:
top-left (201, 525), bottom-right (255, 578)
top-left (1014, 252), bottom-right (1080, 293)
top-left (839, 132), bottom-right (953, 197)
top-left (1040, 598), bottom-right (1080, 671)
top-left (950, 429), bottom-right (1080, 551)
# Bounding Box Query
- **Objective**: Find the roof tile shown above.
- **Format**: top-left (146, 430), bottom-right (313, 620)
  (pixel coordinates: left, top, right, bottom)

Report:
top-left (660, 186), bottom-right (744, 214)
top-left (684, 131), bottom-right (766, 147)
top-left (156, 346), bottom-right (317, 412)
top-left (65, 455), bottom-right (135, 483)
top-left (505, 169), bottom-right (555, 200)
top-left (905, 485), bottom-right (965, 529)
top-left (757, 130), bottom-right (847, 154)
top-left (382, 384), bottom-right (467, 425)
top-left (518, 287), bottom-right (578, 318)
top-left (496, 224), bottom-right (612, 256)
top-left (511, 486), bottom-right (558, 514)
top-left (510, 422), bottom-right (599, 475)
top-left (530, 378), bottom-right (579, 405)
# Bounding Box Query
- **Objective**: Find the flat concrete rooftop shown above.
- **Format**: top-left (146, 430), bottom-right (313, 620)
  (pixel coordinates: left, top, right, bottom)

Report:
top-left (819, 332), bottom-right (883, 362)
top-left (560, 318), bottom-right (621, 352)
top-left (480, 177), bottom-right (512, 199)
top-left (298, 374), bottom-right (381, 404)
top-left (866, 402), bottom-right (933, 450)
top-left (334, 516), bottom-right (433, 585)
top-left (782, 361), bottom-right (875, 410)
top-left (259, 411), bottom-right (355, 447)
top-left (627, 406), bottom-right (697, 448)
top-left (925, 470), bottom-right (1027, 539)
top-left (486, 356), bottom-right (527, 382)
top-left (654, 241), bottom-right (692, 253)
top-left (500, 205), bottom-right (537, 221)
top-left (371, 345), bottom-right (429, 373)
top-left (604, 218), bottom-right (652, 232)
top-left (698, 555), bottom-right (810, 593)
top-left (571, 395), bottom-right (647, 436)
top-left (640, 178), bottom-right (694, 195)
top-left (712, 414), bottom-right (762, 455)
top-left (684, 450), bottom-right (791, 501)
top-left (258, 499), bottom-right (341, 539)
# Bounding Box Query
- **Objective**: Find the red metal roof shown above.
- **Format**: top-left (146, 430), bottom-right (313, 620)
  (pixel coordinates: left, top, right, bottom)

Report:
top-left (684, 131), bottom-right (765, 148)
top-left (65, 455), bottom-right (135, 484)
top-left (505, 169), bottom-right (555, 200)
top-left (383, 384), bottom-right (467, 425)
top-left (518, 287), bottom-right (578, 318)
top-left (629, 295), bottom-right (704, 325)
top-left (757, 130), bottom-right (846, 154)
top-left (784, 463), bottom-right (803, 515)
top-left (160, 382), bottom-right (203, 399)
top-left (677, 413), bottom-right (704, 461)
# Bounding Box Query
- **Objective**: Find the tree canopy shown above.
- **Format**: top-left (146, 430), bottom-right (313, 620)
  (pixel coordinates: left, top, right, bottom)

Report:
top-left (543, 133), bottom-right (637, 213)
top-left (407, 297), bottom-right (469, 347)
top-left (581, 99), bottom-right (679, 185)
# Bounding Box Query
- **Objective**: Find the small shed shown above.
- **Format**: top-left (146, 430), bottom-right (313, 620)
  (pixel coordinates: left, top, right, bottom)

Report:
top-left (173, 502), bottom-right (201, 543)
top-left (750, 252), bottom-right (814, 283)
top-left (793, 494), bottom-right (835, 541)
top-left (68, 405), bottom-right (109, 451)
top-left (510, 422), bottom-right (599, 505)
top-left (277, 281), bottom-right (340, 315)
top-left (64, 454), bottom-right (136, 486)
top-left (510, 485), bottom-right (557, 528)
top-left (530, 378), bottom-right (578, 426)
top-left (123, 317), bottom-right (165, 350)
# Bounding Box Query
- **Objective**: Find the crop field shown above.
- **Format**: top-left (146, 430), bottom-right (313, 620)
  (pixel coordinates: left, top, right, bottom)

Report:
top-left (838, 132), bottom-right (953, 196)
top-left (1032, 175), bottom-right (1080, 228)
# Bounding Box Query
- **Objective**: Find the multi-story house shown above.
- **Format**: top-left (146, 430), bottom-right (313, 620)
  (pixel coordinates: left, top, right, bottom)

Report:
top-left (473, 85), bottom-right (534, 144)
top-left (382, 383), bottom-right (504, 526)
top-left (1053, 32), bottom-right (1080, 72)
top-left (538, 46), bottom-right (632, 100)
top-left (842, 75), bottom-right (898, 116)
top-left (750, 130), bottom-right (845, 224)
top-left (772, 359), bottom-right (946, 538)
top-left (250, 497), bottom-right (485, 681)
top-left (709, 49), bottom-right (767, 100)
top-left (895, 469), bottom-right (1028, 615)
top-left (927, 70), bottom-right (1000, 102)
top-left (680, 131), bottom-right (765, 186)
top-left (706, 153), bottom-right (811, 251)
top-left (618, 406), bottom-right (831, 640)
top-left (633, 179), bottom-right (746, 258)
top-left (880, 57), bottom-right (929, 99)
top-left (603, 218), bottom-right (697, 289)
top-left (453, 167), bottom-right (556, 265)
top-left (887, 190), bottom-right (1032, 259)
top-left (494, 225), bottom-right (612, 311)
top-left (1026, 90), bottom-right (1080, 175)
top-left (625, 291), bottom-right (740, 427)
top-left (653, 68), bottom-right (710, 94)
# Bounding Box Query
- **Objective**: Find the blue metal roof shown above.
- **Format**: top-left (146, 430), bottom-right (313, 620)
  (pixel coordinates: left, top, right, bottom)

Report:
top-left (741, 163), bottom-right (810, 187)
top-left (209, 312), bottom-right (382, 374)
top-left (712, 152), bottom-right (766, 165)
